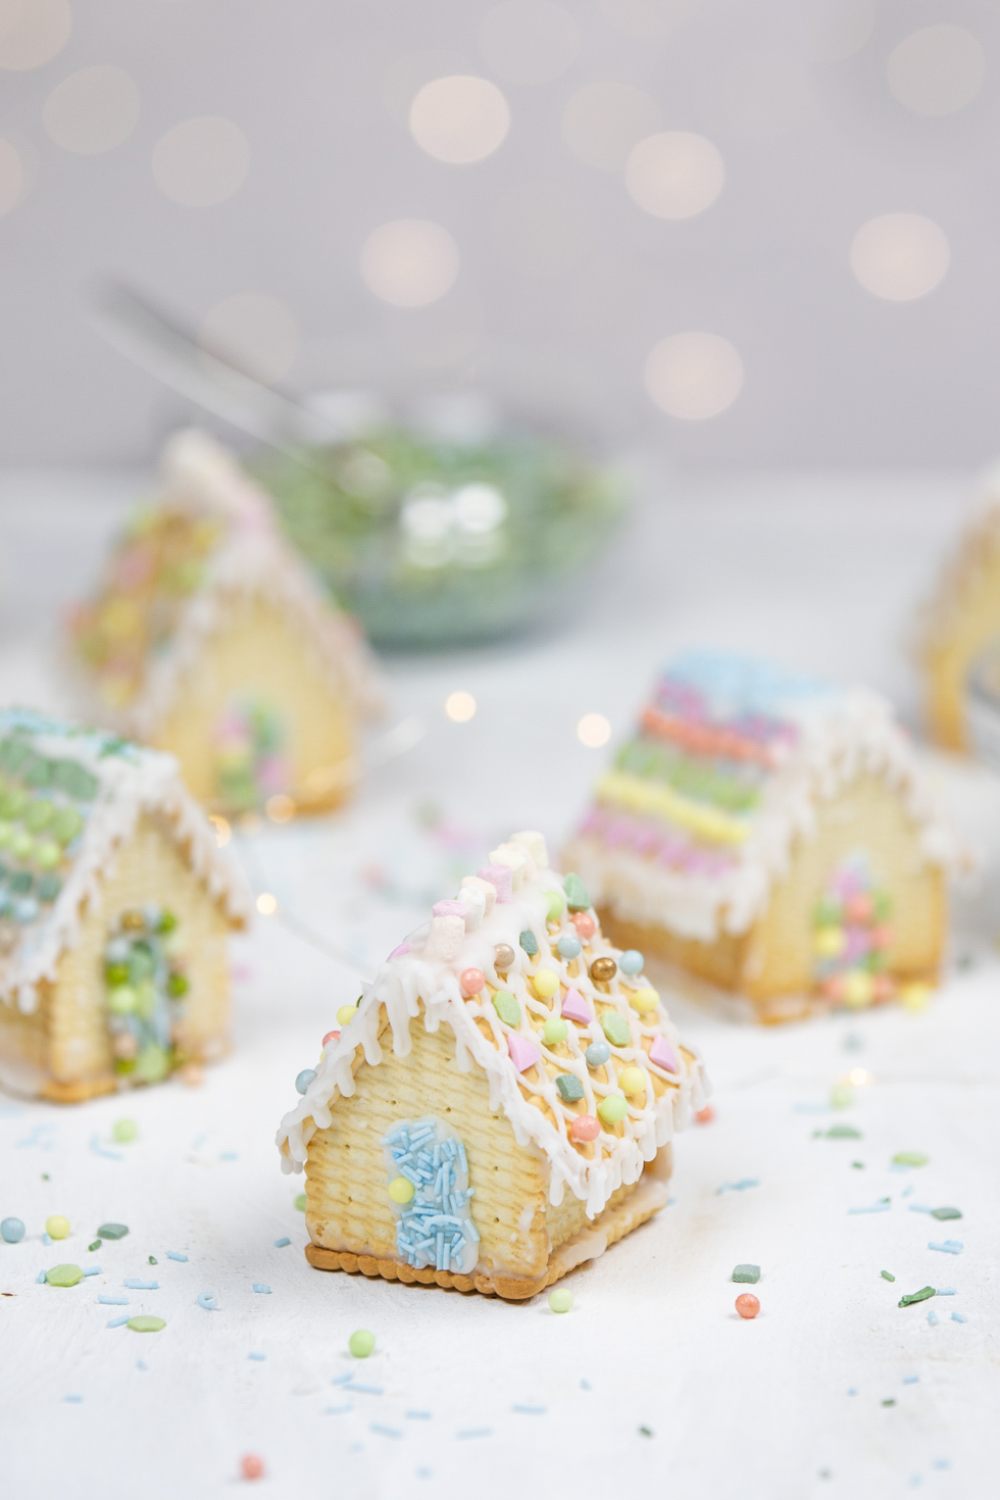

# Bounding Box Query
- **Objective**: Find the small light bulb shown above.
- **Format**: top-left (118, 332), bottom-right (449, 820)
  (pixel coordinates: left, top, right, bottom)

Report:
top-left (445, 691), bottom-right (477, 723)
top-left (256, 892), bottom-right (277, 916)
top-left (577, 713), bottom-right (611, 748)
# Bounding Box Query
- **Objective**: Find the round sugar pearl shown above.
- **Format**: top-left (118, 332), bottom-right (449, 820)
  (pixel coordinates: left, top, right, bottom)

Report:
top-left (572, 912), bottom-right (596, 941)
top-left (1, 1216), bottom-right (25, 1243)
top-left (630, 987), bottom-right (659, 1013)
top-left (533, 969), bottom-right (559, 999)
top-left (843, 972), bottom-right (874, 1010)
top-left (494, 943), bottom-right (515, 972)
top-left (548, 1287), bottom-right (574, 1313)
top-left (814, 926), bottom-right (845, 959)
top-left (240, 1454), bottom-right (265, 1481)
top-left (349, 1329), bottom-right (375, 1358)
top-left (597, 1095), bottom-right (628, 1124)
top-left (112, 1119), bottom-right (137, 1143)
top-left (589, 957), bottom-right (617, 983)
top-left (619, 949), bottom-right (644, 975)
top-left (618, 1066), bottom-right (646, 1096)
top-left (460, 967), bottom-right (485, 997)
top-left (556, 934), bottom-right (581, 960)
top-left (322, 1030), bottom-right (340, 1047)
top-left (336, 1004), bottom-right (357, 1026)
top-left (545, 891), bottom-right (566, 921)
top-left (735, 1293), bottom-right (760, 1320)
top-left (543, 1017), bottom-right (568, 1045)
top-left (585, 1040), bottom-right (611, 1067)
top-left (389, 1177), bottom-right (415, 1204)
top-left (570, 1115), bottom-right (600, 1142)
top-left (45, 1215), bottom-right (70, 1240)
top-left (900, 982), bottom-right (930, 1012)
top-left (295, 1069), bottom-right (317, 1095)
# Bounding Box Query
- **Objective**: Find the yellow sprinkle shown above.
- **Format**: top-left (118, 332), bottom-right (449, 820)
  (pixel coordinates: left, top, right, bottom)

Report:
top-left (618, 1067), bottom-right (646, 1096)
top-left (532, 969), bottom-right (559, 999)
top-left (900, 982), bottom-right (930, 1012)
top-left (842, 972), bottom-right (874, 1009)
top-left (814, 926), bottom-right (845, 958)
top-left (388, 1177), bottom-right (415, 1204)
top-left (595, 770), bottom-right (749, 846)
top-left (336, 1004), bottom-right (358, 1026)
top-left (630, 987), bottom-right (659, 1013)
top-left (45, 1215), bottom-right (70, 1240)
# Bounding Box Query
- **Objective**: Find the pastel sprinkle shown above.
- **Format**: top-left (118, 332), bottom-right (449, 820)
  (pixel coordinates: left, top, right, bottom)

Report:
top-left (952, 1312), bottom-right (967, 1323)
top-left (98, 1295), bottom-right (128, 1305)
top-left (600, 1012), bottom-right (630, 1047)
top-left (326, 1405), bottom-right (353, 1416)
top-left (928, 1310), bottom-right (939, 1326)
top-left (881, 1271), bottom-right (895, 1282)
top-left (597, 1094), bottom-right (628, 1125)
top-left (406, 1411), bottom-right (433, 1420)
top-left (732, 1264), bottom-right (760, 1284)
top-left (908, 1204), bottom-right (934, 1215)
top-left (345, 1383), bottom-right (383, 1395)
top-left (90, 1135), bottom-right (123, 1161)
top-left (532, 968), bottom-right (559, 999)
top-left (717, 1179), bottom-right (760, 1194)
top-left (274, 1237), bottom-right (291, 1249)
top-left (563, 873), bottom-right (590, 911)
top-left (555, 1073), bottom-right (584, 1103)
top-left (1, 1217), bottom-right (25, 1242)
top-left (35, 1269), bottom-right (46, 1283)
top-left (97, 1223), bottom-right (128, 1240)
top-left (561, 988), bottom-right (592, 1024)
top-left (45, 1263), bottom-right (83, 1287)
top-left (45, 1215), bottom-right (70, 1240)
top-left (518, 929), bottom-right (538, 956)
top-left (349, 1329), bottom-right (376, 1358)
top-left (630, 987), bottom-right (659, 1014)
top-left (166, 1252), bottom-right (188, 1262)
top-left (457, 1429), bottom-right (493, 1439)
top-left (370, 1424), bottom-right (402, 1439)
top-left (556, 934), bottom-right (581, 960)
top-left (295, 1069), bottom-right (317, 1095)
top-left (506, 1033), bottom-right (541, 1073)
top-left (112, 1118), bottom-right (137, 1143)
top-left (128, 1315), bottom-right (165, 1332)
top-left (253, 1283), bottom-right (271, 1294)
top-left (928, 1241), bottom-right (963, 1254)
top-left (548, 1287), bottom-right (573, 1313)
top-left (826, 1124), bottom-right (862, 1139)
top-left (935, 1287), bottom-right (956, 1295)
top-left (898, 1286), bottom-right (936, 1307)
top-left (82, 1266), bottom-right (102, 1277)
top-left (512, 1404), bottom-right (548, 1414)
top-left (124, 1279), bottom-right (158, 1290)
top-left (648, 1035), bottom-right (678, 1073)
top-left (543, 1017), bottom-right (569, 1045)
top-left (619, 949), bottom-right (644, 975)
top-left (197, 1293), bottom-right (219, 1310)
top-left (492, 991), bottom-right (521, 1026)
top-left (545, 891), bottom-right (566, 921)
top-left (64, 1394), bottom-right (83, 1403)
top-left (902, 1375), bottom-right (919, 1385)
top-left (107, 1315), bottom-right (130, 1328)
top-left (585, 1040), bottom-right (611, 1067)
top-left (249, 1351), bottom-right (267, 1361)
top-left (893, 1152), bottom-right (929, 1167)
top-left (931, 1207), bottom-right (962, 1221)
top-left (389, 1176), bottom-right (415, 1204)
top-left (848, 1203), bottom-right (890, 1214)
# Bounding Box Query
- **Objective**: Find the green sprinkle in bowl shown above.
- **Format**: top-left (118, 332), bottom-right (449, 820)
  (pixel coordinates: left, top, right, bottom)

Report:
top-left (253, 421), bottom-right (628, 650)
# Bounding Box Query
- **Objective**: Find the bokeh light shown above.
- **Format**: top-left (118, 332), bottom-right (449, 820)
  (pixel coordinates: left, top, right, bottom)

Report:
top-left (43, 66), bottom-right (140, 155)
top-left (0, 0), bottom-right (71, 72)
top-left (625, 132), bottom-right (724, 220)
top-left (199, 294), bottom-right (299, 385)
top-left (381, 49), bottom-right (469, 123)
top-left (256, 892), bottom-right (277, 916)
top-left (445, 691), bottom-right (477, 722)
top-left (0, 136), bottom-right (23, 215)
top-left (561, 81), bottom-right (659, 171)
top-left (887, 26), bottom-right (985, 117)
top-left (479, 2), bottom-right (579, 86)
top-left (644, 333), bottom-right (744, 421)
top-left (152, 116), bottom-right (250, 206)
top-left (409, 75), bottom-right (510, 164)
top-left (850, 214), bottom-right (950, 302)
top-left (577, 713), bottom-right (611, 748)
top-left (360, 220), bottom-right (459, 307)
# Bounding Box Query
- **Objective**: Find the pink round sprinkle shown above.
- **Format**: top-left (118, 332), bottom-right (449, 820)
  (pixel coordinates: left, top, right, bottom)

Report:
top-left (695, 1105), bottom-right (714, 1124)
top-left (240, 1455), bottom-right (265, 1481)
top-left (572, 912), bottom-right (596, 940)
top-left (570, 1114), bottom-right (600, 1142)
top-left (322, 1030), bottom-right (340, 1047)
top-left (735, 1293), bottom-right (760, 1320)
top-left (460, 967), bottom-right (485, 997)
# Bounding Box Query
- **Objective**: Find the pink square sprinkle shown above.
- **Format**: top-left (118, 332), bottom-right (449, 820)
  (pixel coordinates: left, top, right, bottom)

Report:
top-left (561, 988), bottom-right (592, 1024)
top-left (649, 1035), bottom-right (679, 1074)
top-left (506, 1033), bottom-right (541, 1073)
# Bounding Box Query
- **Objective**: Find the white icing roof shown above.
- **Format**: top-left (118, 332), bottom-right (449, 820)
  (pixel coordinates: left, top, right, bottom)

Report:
top-left (73, 428), bottom-right (383, 739)
top-left (277, 831), bottom-right (707, 1220)
top-left (0, 710), bottom-right (251, 1015)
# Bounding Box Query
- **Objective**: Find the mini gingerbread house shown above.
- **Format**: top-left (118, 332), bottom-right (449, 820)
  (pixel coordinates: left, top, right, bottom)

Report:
top-left (277, 831), bottom-right (706, 1301)
top-left (920, 471), bottom-right (1000, 750)
top-left (563, 653), bottom-right (956, 1023)
top-left (0, 709), bottom-right (250, 1102)
top-left (68, 429), bottom-right (382, 816)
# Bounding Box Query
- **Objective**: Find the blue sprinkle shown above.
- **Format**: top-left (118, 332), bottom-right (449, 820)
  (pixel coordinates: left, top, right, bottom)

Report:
top-left (248, 1351), bottom-right (266, 1361)
top-left (36, 1269), bottom-right (46, 1283)
top-left (43, 1233), bottom-right (51, 1246)
top-left (901, 1183), bottom-right (915, 1198)
top-left (406, 1411), bottom-right (432, 1420)
top-left (902, 1375), bottom-right (919, 1385)
top-left (273, 1237), bottom-right (291, 1249)
top-left (219, 1152), bottom-right (238, 1161)
top-left (952, 1312), bottom-right (968, 1324)
top-left (848, 1203), bottom-right (891, 1215)
top-left (512, 1404), bottom-right (547, 1415)
top-left (847, 1388), bottom-right (857, 1396)
top-left (716, 1178), bottom-right (760, 1195)
top-left (793, 1103), bottom-right (828, 1114)
top-left (345, 1383), bottom-right (383, 1396)
top-left (908, 1204), bottom-right (933, 1214)
top-left (136, 1360), bottom-right (148, 1371)
top-left (932, 1460), bottom-right (950, 1470)
top-left (252, 1283), bottom-right (271, 1294)
top-left (928, 1310), bottom-right (939, 1326)
top-left (82, 1266), bottom-right (101, 1277)
top-left (166, 1252), bottom-right (188, 1262)
top-left (457, 1428), bottom-right (493, 1439)
top-left (64, 1394), bottom-right (83, 1403)
top-left (331, 1373), bottom-right (352, 1385)
top-left (580, 1379), bottom-right (592, 1391)
top-left (89, 1133), bottom-right (123, 1162)
top-left (197, 1292), bottom-right (219, 1311)
top-left (98, 1295), bottom-right (128, 1306)
top-left (107, 1315), bottom-right (130, 1328)
top-left (325, 1405), bottom-right (353, 1416)
top-left (928, 1241), bottom-right (963, 1254)
top-left (370, 1424), bottom-right (402, 1439)
top-left (936, 1287), bottom-right (956, 1295)
top-left (124, 1279), bottom-right (158, 1290)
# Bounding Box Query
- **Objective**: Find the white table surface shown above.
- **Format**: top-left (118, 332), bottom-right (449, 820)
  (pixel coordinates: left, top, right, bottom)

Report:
top-left (3, 464), bottom-right (1000, 1500)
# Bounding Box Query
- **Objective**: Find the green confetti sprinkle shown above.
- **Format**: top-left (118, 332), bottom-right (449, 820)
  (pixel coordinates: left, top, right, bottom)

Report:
top-left (881, 1271), bottom-right (895, 1282)
top-left (128, 1316), bottom-right (165, 1332)
top-left (732, 1264), bottom-right (760, 1284)
top-left (826, 1124), bottom-right (862, 1139)
top-left (492, 991), bottom-right (521, 1026)
top-left (45, 1264), bottom-right (83, 1287)
top-left (88, 1240), bottom-right (101, 1252)
top-left (96, 1222), bottom-right (129, 1240)
top-left (638, 1425), bottom-right (654, 1438)
top-left (898, 1286), bottom-right (936, 1308)
top-left (563, 873), bottom-right (590, 912)
top-left (931, 1207), bottom-right (962, 1221)
top-left (148, 1255), bottom-right (158, 1265)
top-left (518, 929), bottom-right (538, 957)
top-left (294, 1193), bottom-right (307, 1212)
top-left (882, 1399), bottom-right (896, 1407)
top-left (893, 1152), bottom-right (928, 1167)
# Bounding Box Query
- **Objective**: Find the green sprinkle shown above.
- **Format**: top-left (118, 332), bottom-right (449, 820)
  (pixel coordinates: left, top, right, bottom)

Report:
top-left (931, 1207), bottom-right (962, 1221)
top-left (148, 1255), bottom-right (157, 1265)
top-left (544, 891), bottom-right (565, 922)
top-left (349, 1329), bottom-right (375, 1358)
top-left (852, 1162), bottom-right (865, 1170)
top-left (898, 1286), bottom-right (936, 1308)
top-left (830, 1083), bottom-right (853, 1109)
top-left (563, 873), bottom-right (590, 912)
top-left (112, 1118), bottom-right (137, 1143)
top-left (882, 1399), bottom-right (896, 1407)
top-left (518, 929), bottom-right (538, 957)
top-left (881, 1271), bottom-right (895, 1282)
top-left (893, 1152), bottom-right (928, 1167)
top-left (294, 1193), bottom-right (307, 1211)
top-left (600, 1012), bottom-right (630, 1047)
top-left (638, 1425), bottom-right (654, 1438)
top-left (45, 1263), bottom-right (83, 1287)
top-left (492, 991), bottom-right (521, 1026)
top-left (826, 1124), bottom-right (862, 1139)
top-left (548, 1287), bottom-right (573, 1313)
top-left (88, 1240), bottom-right (101, 1252)
top-left (96, 1222), bottom-right (129, 1240)
top-left (732, 1264), bottom-right (760, 1284)
top-left (128, 1316), bottom-right (165, 1332)
top-left (555, 1074), bottom-right (584, 1103)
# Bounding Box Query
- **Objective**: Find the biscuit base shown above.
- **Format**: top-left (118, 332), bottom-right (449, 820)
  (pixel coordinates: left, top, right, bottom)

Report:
top-left (304, 1174), bottom-right (668, 1301)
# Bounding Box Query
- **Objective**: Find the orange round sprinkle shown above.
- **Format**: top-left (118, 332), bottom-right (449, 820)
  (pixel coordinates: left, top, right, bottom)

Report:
top-left (572, 912), bottom-right (596, 941)
top-left (695, 1105), bottom-right (714, 1124)
top-left (735, 1293), bottom-right (760, 1320)
top-left (322, 1030), bottom-right (340, 1047)
top-left (240, 1454), bottom-right (265, 1480)
top-left (570, 1114), bottom-right (600, 1142)
top-left (460, 967), bottom-right (485, 997)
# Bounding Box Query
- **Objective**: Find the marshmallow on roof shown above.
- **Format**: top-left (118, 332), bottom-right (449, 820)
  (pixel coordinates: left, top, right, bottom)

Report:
top-left (564, 651), bottom-right (957, 1023)
top-left (277, 831), bottom-right (706, 1302)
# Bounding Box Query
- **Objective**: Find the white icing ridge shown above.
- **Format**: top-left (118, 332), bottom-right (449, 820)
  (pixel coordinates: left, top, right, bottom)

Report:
top-left (565, 685), bottom-right (960, 943)
top-left (74, 428), bottom-right (384, 739)
top-left (0, 714), bottom-right (252, 1015)
top-left (277, 832), bottom-right (708, 1222)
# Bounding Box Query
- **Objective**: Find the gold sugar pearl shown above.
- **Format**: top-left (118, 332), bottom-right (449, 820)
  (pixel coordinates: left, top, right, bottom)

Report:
top-left (494, 943), bottom-right (515, 973)
top-left (121, 910), bottom-right (145, 931)
top-left (589, 956), bottom-right (617, 983)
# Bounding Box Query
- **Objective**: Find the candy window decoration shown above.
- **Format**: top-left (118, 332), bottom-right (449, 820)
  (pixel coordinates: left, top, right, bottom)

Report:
top-left (213, 697), bottom-right (289, 812)
top-left (813, 852), bottom-right (894, 1009)
top-left (0, 734), bottom-right (95, 936)
top-left (104, 907), bottom-right (189, 1084)
top-left (383, 1118), bottom-right (479, 1276)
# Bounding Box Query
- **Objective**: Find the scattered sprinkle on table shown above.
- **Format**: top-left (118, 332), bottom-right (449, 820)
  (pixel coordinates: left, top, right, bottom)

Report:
top-left (273, 1238), bottom-right (291, 1249)
top-left (928, 1241), bottom-right (963, 1255)
top-left (197, 1293), bottom-right (219, 1310)
top-left (826, 1125), bottom-right (862, 1139)
top-left (717, 1179), bottom-right (759, 1194)
top-left (881, 1271), bottom-right (895, 1282)
top-left (240, 1454), bottom-right (265, 1481)
top-left (46, 1264), bottom-right (83, 1287)
top-left (97, 1223), bottom-right (128, 1240)
top-left (908, 1204), bottom-right (933, 1215)
top-left (1, 1216), bottom-right (25, 1243)
top-left (107, 1315), bottom-right (130, 1328)
top-left (406, 1411), bottom-right (432, 1420)
top-left (548, 1288), bottom-right (573, 1313)
top-left (248, 1352), bottom-right (266, 1361)
top-left (219, 1152), bottom-right (238, 1161)
top-left (98, 1295), bottom-right (128, 1305)
top-left (902, 1375), bottom-right (919, 1385)
top-left (928, 1310), bottom-right (939, 1326)
top-left (936, 1287), bottom-right (956, 1295)
top-left (124, 1278), bottom-right (158, 1290)
top-left (326, 1405), bottom-right (352, 1416)
top-left (252, 1284), bottom-right (271, 1294)
top-left (457, 1429), bottom-right (492, 1440)
top-left (294, 1194), bottom-right (307, 1211)
top-left (46, 1215), bottom-right (70, 1240)
top-left (899, 1287), bottom-right (936, 1307)
top-left (639, 1425), bottom-right (654, 1437)
top-left (735, 1293), bottom-right (760, 1319)
top-left (370, 1424), bottom-right (402, 1439)
top-left (128, 1316), bottom-right (165, 1332)
top-left (344, 1383), bottom-right (382, 1396)
top-left (90, 1135), bottom-right (123, 1162)
top-left (733, 1264), bottom-right (760, 1284)
top-left (35, 1269), bottom-right (46, 1283)
top-left (349, 1329), bottom-right (375, 1358)
top-left (882, 1399), bottom-right (896, 1407)
top-left (952, 1312), bottom-right (967, 1323)
top-left (931, 1207), bottom-right (962, 1221)
top-left (112, 1119), bottom-right (137, 1143)
top-left (88, 1241), bottom-right (101, 1253)
top-left (893, 1152), bottom-right (928, 1168)
top-left (82, 1266), bottom-right (101, 1277)
top-left (148, 1256), bottom-right (158, 1265)
top-left (166, 1252), bottom-right (188, 1262)
top-left (512, 1405), bottom-right (546, 1415)
top-left (64, 1394), bottom-right (83, 1403)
